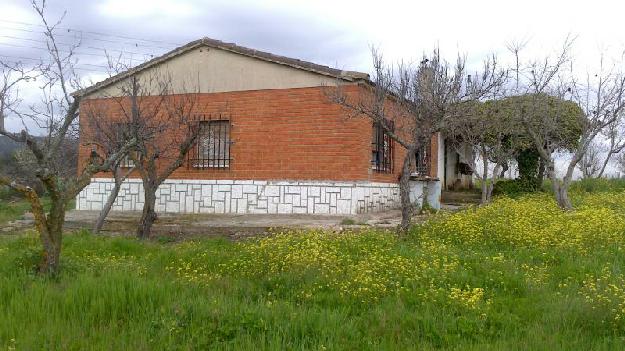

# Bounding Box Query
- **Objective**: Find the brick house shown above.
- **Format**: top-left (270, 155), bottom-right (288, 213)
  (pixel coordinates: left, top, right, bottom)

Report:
top-left (75, 38), bottom-right (449, 215)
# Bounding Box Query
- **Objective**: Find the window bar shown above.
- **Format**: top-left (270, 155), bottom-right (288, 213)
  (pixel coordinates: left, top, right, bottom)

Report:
top-left (199, 117), bottom-right (203, 168)
top-left (187, 121), bottom-right (190, 170)
top-left (388, 135), bottom-right (391, 172)
top-left (378, 123), bottom-right (383, 172)
top-left (211, 116), bottom-right (216, 168)
top-left (383, 128), bottom-right (387, 171)
top-left (222, 119), bottom-right (226, 168)
top-left (222, 117), bottom-right (226, 168)
top-left (200, 115), bottom-right (204, 167)
top-left (380, 127), bottom-right (385, 172)
top-left (198, 119), bottom-right (201, 167)
top-left (382, 130), bottom-right (385, 172)
top-left (219, 117), bottom-right (223, 168)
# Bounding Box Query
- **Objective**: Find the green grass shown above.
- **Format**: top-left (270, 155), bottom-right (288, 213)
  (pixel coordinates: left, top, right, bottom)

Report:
top-left (1, 182), bottom-right (625, 349)
top-left (569, 177), bottom-right (625, 193)
top-left (0, 198), bottom-right (31, 225)
top-left (0, 195), bottom-right (72, 226)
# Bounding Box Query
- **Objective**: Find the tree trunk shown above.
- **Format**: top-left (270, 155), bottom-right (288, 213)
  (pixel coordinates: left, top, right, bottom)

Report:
top-left (486, 164), bottom-right (502, 203)
top-left (136, 184), bottom-right (158, 239)
top-left (39, 235), bottom-right (62, 274)
top-left (398, 148), bottom-right (415, 235)
top-left (93, 167), bottom-right (131, 234)
top-left (480, 148), bottom-right (489, 204)
top-left (552, 181), bottom-right (573, 210)
top-left (39, 197), bottom-right (66, 274)
top-left (93, 180), bottom-right (122, 234)
top-left (549, 166), bottom-right (573, 210)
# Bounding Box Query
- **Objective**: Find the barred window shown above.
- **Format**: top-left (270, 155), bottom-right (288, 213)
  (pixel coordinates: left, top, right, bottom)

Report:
top-left (191, 120), bottom-right (231, 168)
top-left (414, 145), bottom-right (430, 177)
top-left (371, 120), bottom-right (394, 173)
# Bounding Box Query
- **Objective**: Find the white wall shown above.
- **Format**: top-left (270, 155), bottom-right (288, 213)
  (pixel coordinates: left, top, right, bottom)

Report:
top-left (77, 179), bottom-right (403, 215)
top-left (77, 178), bottom-right (443, 215)
top-left (409, 180), bottom-right (442, 210)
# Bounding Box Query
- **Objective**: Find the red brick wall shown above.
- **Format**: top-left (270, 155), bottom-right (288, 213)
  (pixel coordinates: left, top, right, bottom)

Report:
top-left (78, 85), bottom-right (437, 183)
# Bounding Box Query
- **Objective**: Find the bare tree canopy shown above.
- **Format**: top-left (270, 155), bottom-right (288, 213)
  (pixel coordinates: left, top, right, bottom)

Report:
top-left (82, 69), bottom-right (201, 239)
top-left (331, 47), bottom-right (505, 232)
top-left (596, 113), bottom-right (625, 178)
top-left (577, 141), bottom-right (603, 178)
top-left (0, 1), bottom-right (134, 274)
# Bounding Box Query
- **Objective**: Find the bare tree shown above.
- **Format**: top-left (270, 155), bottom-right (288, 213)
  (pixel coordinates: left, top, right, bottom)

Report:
top-left (84, 55), bottom-right (136, 235)
top-left (331, 48), bottom-right (504, 232)
top-left (0, 1), bottom-right (134, 274)
top-left (577, 141), bottom-right (603, 178)
top-left (596, 116), bottom-right (625, 177)
top-left (90, 163), bottom-right (134, 234)
top-left (82, 71), bottom-right (201, 239)
top-left (85, 112), bottom-right (135, 234)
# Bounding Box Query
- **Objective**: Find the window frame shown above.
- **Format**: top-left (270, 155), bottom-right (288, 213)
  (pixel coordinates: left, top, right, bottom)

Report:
top-left (371, 120), bottom-right (394, 173)
top-left (413, 144), bottom-right (430, 177)
top-left (190, 119), bottom-right (232, 169)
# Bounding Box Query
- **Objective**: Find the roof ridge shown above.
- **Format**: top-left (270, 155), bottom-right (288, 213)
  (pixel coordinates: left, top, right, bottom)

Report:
top-left (73, 37), bottom-right (370, 98)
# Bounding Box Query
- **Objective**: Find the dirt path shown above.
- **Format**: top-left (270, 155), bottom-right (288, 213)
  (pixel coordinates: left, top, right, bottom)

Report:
top-left (5, 205), bottom-right (466, 240)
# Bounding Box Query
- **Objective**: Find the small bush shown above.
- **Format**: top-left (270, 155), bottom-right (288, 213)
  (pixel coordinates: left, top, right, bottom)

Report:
top-left (492, 179), bottom-right (538, 198)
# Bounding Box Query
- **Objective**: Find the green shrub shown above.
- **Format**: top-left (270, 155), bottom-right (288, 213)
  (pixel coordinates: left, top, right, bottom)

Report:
top-left (492, 179), bottom-right (538, 198)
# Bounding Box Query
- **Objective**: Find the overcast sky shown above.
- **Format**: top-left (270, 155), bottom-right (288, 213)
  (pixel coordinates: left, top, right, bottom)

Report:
top-left (3, 0), bottom-right (625, 75)
top-left (2, 0), bottom-right (625, 175)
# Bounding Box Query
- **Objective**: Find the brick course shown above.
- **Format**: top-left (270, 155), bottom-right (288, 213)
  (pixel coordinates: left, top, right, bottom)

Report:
top-left (78, 85), bottom-right (437, 184)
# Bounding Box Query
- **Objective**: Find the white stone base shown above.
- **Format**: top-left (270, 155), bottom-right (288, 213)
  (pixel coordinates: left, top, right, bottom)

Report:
top-left (409, 179), bottom-right (442, 210)
top-left (75, 179), bottom-right (427, 215)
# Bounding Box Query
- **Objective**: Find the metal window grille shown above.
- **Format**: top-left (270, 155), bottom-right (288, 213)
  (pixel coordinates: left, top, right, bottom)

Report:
top-left (414, 145), bottom-right (430, 177)
top-left (189, 117), bottom-right (231, 169)
top-left (371, 120), bottom-right (394, 173)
